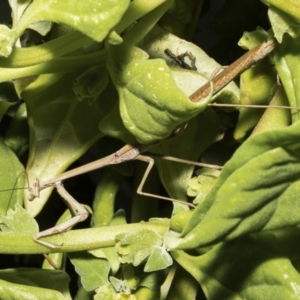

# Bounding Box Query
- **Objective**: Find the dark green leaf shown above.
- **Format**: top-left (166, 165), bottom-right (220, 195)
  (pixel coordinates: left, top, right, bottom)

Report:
top-left (167, 121), bottom-right (300, 249)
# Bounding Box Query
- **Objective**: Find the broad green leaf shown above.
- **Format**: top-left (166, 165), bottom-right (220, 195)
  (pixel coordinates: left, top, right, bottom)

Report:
top-left (68, 252), bottom-right (110, 292)
top-left (172, 230), bottom-right (300, 300)
top-left (262, 0), bottom-right (300, 22)
top-left (273, 33), bottom-right (300, 122)
top-left (106, 42), bottom-right (212, 144)
top-left (268, 5), bottom-right (300, 42)
top-left (0, 0), bottom-right (131, 57)
top-left (141, 25), bottom-right (240, 105)
top-left (0, 204), bottom-right (38, 234)
top-left (166, 121), bottom-right (300, 249)
top-left (0, 268), bottom-right (71, 300)
top-left (22, 73), bottom-right (107, 217)
top-left (116, 229), bottom-right (163, 266)
top-left (144, 246), bottom-right (173, 272)
top-left (0, 140), bottom-right (25, 215)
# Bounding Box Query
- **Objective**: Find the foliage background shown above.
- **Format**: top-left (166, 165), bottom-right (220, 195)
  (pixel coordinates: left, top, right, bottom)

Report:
top-left (0, 0), bottom-right (299, 299)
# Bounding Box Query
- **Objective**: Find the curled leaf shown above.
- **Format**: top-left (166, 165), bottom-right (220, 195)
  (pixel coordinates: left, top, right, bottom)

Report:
top-left (107, 42), bottom-right (211, 144)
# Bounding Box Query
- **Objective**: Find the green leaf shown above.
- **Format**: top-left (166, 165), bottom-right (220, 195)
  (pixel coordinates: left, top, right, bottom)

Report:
top-left (164, 265), bottom-right (199, 300)
top-left (166, 121), bottom-right (300, 249)
top-left (144, 246), bottom-right (173, 272)
top-left (251, 86), bottom-right (291, 135)
top-left (8, 0), bottom-right (32, 26)
top-left (0, 204), bottom-right (38, 234)
top-left (116, 229), bottom-right (163, 266)
top-left (73, 66), bottom-right (109, 104)
top-left (0, 140), bottom-right (25, 215)
top-left (262, 0), bottom-right (300, 23)
top-left (0, 268), bottom-right (71, 300)
top-left (187, 168), bottom-right (220, 204)
top-left (141, 25), bottom-right (240, 105)
top-left (107, 42), bottom-right (212, 144)
top-left (68, 252), bottom-right (110, 292)
top-left (0, 0), bottom-right (131, 57)
top-left (172, 230), bottom-right (300, 300)
top-left (273, 33), bottom-right (300, 122)
top-left (268, 5), bottom-right (300, 42)
top-left (22, 73), bottom-right (106, 216)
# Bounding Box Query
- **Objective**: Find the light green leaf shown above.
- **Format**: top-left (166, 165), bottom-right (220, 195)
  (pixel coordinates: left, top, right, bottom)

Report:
top-left (144, 246), bottom-right (173, 272)
top-left (0, 0), bottom-right (131, 57)
top-left (22, 73), bottom-right (106, 217)
top-left (251, 86), bottom-right (290, 135)
top-left (0, 204), bottom-right (38, 235)
top-left (172, 230), bottom-right (300, 300)
top-left (166, 121), bottom-right (300, 249)
top-left (8, 0), bottom-right (32, 26)
top-left (0, 268), bottom-right (71, 300)
top-left (68, 252), bottom-right (110, 292)
top-left (262, 0), bottom-right (300, 23)
top-left (141, 25), bottom-right (240, 104)
top-left (107, 42), bottom-right (212, 144)
top-left (268, 5), bottom-right (300, 42)
top-left (0, 140), bottom-right (25, 215)
top-left (273, 33), bottom-right (300, 122)
top-left (116, 229), bottom-right (163, 266)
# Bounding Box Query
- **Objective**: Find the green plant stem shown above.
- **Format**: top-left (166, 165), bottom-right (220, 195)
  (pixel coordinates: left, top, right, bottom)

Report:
top-left (0, 31), bottom-right (93, 68)
top-left (0, 50), bottom-right (106, 82)
top-left (115, 0), bottom-right (171, 34)
top-left (123, 0), bottom-right (174, 46)
top-left (0, 220), bottom-right (169, 254)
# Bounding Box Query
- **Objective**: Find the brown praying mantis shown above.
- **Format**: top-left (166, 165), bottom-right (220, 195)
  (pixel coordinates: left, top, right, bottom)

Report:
top-left (5, 38), bottom-right (289, 248)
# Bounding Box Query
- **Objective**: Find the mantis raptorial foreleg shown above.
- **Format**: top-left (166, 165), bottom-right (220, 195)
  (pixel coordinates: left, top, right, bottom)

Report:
top-left (33, 181), bottom-right (89, 248)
